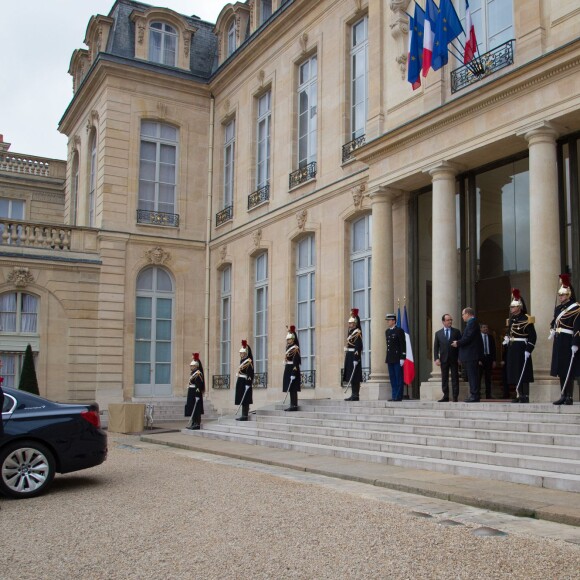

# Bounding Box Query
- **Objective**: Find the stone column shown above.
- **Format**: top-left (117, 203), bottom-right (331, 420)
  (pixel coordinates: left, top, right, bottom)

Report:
top-left (367, 186), bottom-right (397, 399)
top-left (520, 122), bottom-right (560, 390)
top-left (422, 162), bottom-right (461, 400)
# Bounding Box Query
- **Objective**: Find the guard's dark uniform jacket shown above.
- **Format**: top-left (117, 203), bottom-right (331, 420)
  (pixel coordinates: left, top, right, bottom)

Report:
top-left (550, 300), bottom-right (580, 379)
top-left (283, 344), bottom-right (301, 393)
top-left (343, 327), bottom-right (363, 384)
top-left (184, 368), bottom-right (205, 421)
top-left (506, 313), bottom-right (536, 384)
top-left (385, 326), bottom-right (406, 364)
top-left (234, 355), bottom-right (254, 405)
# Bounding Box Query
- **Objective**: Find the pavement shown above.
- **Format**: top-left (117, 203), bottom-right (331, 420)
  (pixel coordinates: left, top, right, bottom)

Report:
top-left (139, 420), bottom-right (580, 529)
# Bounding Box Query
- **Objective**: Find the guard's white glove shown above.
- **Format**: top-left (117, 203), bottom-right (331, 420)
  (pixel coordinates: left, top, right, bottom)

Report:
top-left (524, 351), bottom-right (531, 360)
top-left (502, 336), bottom-right (509, 346)
top-left (548, 329), bottom-right (555, 340)
top-left (353, 361), bottom-right (358, 367)
top-left (400, 359), bottom-right (404, 367)
top-left (572, 345), bottom-right (579, 354)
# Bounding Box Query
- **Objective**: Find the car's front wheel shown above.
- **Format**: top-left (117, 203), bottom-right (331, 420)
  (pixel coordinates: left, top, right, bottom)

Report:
top-left (0, 441), bottom-right (56, 499)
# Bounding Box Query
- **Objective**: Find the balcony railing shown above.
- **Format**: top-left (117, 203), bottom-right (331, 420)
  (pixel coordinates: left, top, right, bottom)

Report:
top-left (451, 40), bottom-right (515, 94)
top-left (0, 153), bottom-right (52, 177)
top-left (216, 205), bottom-right (233, 227)
top-left (136, 209), bottom-right (179, 227)
top-left (300, 369), bottom-right (316, 389)
top-left (0, 220), bottom-right (71, 250)
top-left (212, 374), bottom-right (231, 389)
top-left (253, 372), bottom-right (268, 388)
top-left (342, 135), bottom-right (366, 163)
top-left (340, 367), bottom-right (371, 387)
top-left (289, 161), bottom-right (317, 189)
top-left (248, 183), bottom-right (270, 210)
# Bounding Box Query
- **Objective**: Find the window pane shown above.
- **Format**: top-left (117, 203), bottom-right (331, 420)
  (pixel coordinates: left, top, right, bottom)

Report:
top-left (136, 319), bottom-right (152, 340)
top-left (135, 341), bottom-right (151, 362)
top-left (155, 341), bottom-right (171, 362)
top-left (156, 320), bottom-right (172, 341)
top-left (135, 363), bottom-right (151, 384)
top-left (136, 296), bottom-right (152, 316)
top-left (137, 270), bottom-right (154, 291)
top-left (156, 296), bottom-right (173, 316)
top-left (156, 271), bottom-right (173, 292)
top-left (155, 364), bottom-right (171, 383)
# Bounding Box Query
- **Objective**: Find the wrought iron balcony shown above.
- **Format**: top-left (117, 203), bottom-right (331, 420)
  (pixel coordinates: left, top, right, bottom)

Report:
top-left (136, 209), bottom-right (179, 227)
top-left (340, 367), bottom-right (371, 387)
top-left (215, 205), bottom-right (233, 227)
top-left (248, 183), bottom-right (270, 210)
top-left (300, 369), bottom-right (316, 389)
top-left (451, 40), bottom-right (515, 94)
top-left (289, 161), bottom-right (317, 189)
top-left (342, 135), bottom-right (366, 163)
top-left (253, 372), bottom-right (268, 388)
top-left (212, 374), bottom-right (231, 389)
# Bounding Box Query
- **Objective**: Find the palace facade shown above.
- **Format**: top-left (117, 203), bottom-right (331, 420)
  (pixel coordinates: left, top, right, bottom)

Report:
top-left (1, 0), bottom-right (579, 412)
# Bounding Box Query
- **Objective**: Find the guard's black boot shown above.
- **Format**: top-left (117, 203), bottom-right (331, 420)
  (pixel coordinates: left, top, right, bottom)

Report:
top-left (344, 394), bottom-right (355, 401)
top-left (511, 396), bottom-right (520, 403)
top-left (351, 384), bottom-right (360, 401)
top-left (565, 397), bottom-right (574, 405)
top-left (520, 384), bottom-right (529, 403)
top-left (553, 395), bottom-right (567, 405)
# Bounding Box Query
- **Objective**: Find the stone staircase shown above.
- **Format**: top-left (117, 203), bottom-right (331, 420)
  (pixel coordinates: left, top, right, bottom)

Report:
top-left (184, 399), bottom-right (580, 492)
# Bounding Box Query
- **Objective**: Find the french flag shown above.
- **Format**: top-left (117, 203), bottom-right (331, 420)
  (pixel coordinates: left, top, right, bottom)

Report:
top-left (402, 305), bottom-right (415, 386)
top-left (407, 3), bottom-right (425, 90)
top-left (422, 0), bottom-right (438, 77)
top-left (463, 0), bottom-right (477, 64)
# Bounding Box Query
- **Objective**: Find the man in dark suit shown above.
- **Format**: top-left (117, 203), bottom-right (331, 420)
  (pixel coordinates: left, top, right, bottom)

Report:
top-left (385, 313), bottom-right (406, 401)
top-left (479, 323), bottom-right (496, 399)
top-left (452, 307), bottom-right (483, 402)
top-left (433, 313), bottom-right (462, 402)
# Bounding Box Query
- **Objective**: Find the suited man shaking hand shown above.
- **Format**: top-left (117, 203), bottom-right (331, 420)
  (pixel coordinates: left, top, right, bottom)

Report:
top-left (434, 314), bottom-right (462, 402)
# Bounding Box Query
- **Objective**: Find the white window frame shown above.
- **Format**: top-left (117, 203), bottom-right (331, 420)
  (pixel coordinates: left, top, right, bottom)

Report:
top-left (256, 92), bottom-right (271, 190)
top-left (138, 121), bottom-right (178, 216)
top-left (351, 215), bottom-right (372, 370)
top-left (227, 20), bottom-right (236, 57)
top-left (260, 0), bottom-right (272, 24)
top-left (71, 151), bottom-right (79, 225)
top-left (297, 54), bottom-right (318, 169)
top-left (88, 131), bottom-right (97, 227)
top-left (149, 21), bottom-right (177, 66)
top-left (254, 253), bottom-right (269, 375)
top-left (296, 235), bottom-right (315, 372)
top-left (223, 120), bottom-right (236, 209)
top-left (350, 16), bottom-right (368, 141)
top-left (459, 0), bottom-right (514, 55)
top-left (220, 266), bottom-right (232, 376)
top-left (0, 198), bottom-right (25, 220)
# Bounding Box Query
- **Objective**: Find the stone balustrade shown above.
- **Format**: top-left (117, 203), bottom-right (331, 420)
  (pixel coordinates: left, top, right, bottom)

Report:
top-left (0, 219), bottom-right (72, 250)
top-left (0, 153), bottom-right (52, 176)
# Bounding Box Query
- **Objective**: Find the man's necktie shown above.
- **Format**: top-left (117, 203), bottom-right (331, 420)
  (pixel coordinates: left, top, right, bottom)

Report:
top-left (445, 328), bottom-right (450, 341)
top-left (484, 335), bottom-right (489, 355)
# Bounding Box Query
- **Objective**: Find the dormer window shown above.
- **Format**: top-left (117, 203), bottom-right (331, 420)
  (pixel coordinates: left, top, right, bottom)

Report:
top-left (227, 20), bottom-right (236, 57)
top-left (149, 22), bottom-right (177, 66)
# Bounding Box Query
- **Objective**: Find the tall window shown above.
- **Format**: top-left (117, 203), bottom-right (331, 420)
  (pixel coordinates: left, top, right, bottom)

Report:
top-left (227, 20), bottom-right (236, 57)
top-left (298, 55), bottom-right (318, 168)
top-left (224, 120), bottom-right (236, 209)
top-left (351, 215), bottom-right (372, 369)
top-left (459, 0), bottom-right (513, 53)
top-left (260, 0), bottom-right (272, 24)
top-left (149, 22), bottom-right (177, 66)
top-left (134, 267), bottom-right (174, 397)
top-left (350, 16), bottom-right (368, 141)
top-left (254, 253), bottom-right (268, 375)
top-left (139, 121), bottom-right (178, 216)
top-left (256, 92), bottom-right (271, 190)
top-left (220, 266), bottom-right (232, 375)
top-left (0, 198), bottom-right (25, 220)
top-left (88, 131), bottom-right (97, 227)
top-left (71, 151), bottom-right (79, 225)
top-left (296, 235), bottom-right (315, 372)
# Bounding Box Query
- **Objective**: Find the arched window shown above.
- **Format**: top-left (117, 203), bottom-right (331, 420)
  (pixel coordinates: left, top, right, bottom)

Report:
top-left (254, 253), bottom-right (268, 376)
top-left (134, 267), bottom-right (174, 397)
top-left (88, 130), bottom-right (97, 227)
top-left (71, 150), bottom-right (79, 225)
top-left (149, 22), bottom-right (177, 66)
top-left (296, 235), bottom-right (315, 376)
top-left (227, 20), bottom-right (236, 57)
top-left (220, 266), bottom-right (232, 376)
top-left (351, 215), bottom-right (372, 369)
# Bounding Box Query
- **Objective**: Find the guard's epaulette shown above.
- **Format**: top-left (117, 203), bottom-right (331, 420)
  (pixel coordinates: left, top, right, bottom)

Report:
top-left (526, 315), bottom-right (535, 324)
top-left (286, 345), bottom-right (299, 356)
top-left (240, 358), bottom-right (253, 371)
top-left (191, 369), bottom-right (202, 380)
top-left (350, 328), bottom-right (362, 339)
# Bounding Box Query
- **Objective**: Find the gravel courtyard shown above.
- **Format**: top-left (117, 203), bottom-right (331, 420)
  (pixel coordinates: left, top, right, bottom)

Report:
top-left (1, 434), bottom-right (579, 580)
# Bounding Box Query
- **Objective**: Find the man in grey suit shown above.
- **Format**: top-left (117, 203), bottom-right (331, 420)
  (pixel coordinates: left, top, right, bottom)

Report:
top-left (434, 314), bottom-right (462, 402)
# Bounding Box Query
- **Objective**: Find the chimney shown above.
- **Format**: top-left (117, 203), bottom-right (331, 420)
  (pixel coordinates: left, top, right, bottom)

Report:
top-left (0, 134), bottom-right (11, 153)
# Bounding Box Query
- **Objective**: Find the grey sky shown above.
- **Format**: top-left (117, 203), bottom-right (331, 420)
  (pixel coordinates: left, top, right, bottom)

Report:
top-left (1, 0), bottom-right (225, 160)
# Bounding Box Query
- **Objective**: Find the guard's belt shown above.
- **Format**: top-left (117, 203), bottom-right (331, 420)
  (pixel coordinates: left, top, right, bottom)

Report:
top-left (556, 328), bottom-right (573, 335)
top-left (510, 338), bottom-right (527, 342)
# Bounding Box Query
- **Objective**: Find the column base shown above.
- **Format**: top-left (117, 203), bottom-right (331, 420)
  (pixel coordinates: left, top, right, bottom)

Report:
top-left (364, 378), bottom-right (391, 400)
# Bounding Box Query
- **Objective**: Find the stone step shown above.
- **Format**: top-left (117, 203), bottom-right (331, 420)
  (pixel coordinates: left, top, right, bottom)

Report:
top-left (184, 428), bottom-right (580, 492)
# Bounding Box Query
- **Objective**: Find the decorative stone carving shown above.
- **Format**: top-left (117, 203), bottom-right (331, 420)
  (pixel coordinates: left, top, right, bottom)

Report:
top-left (137, 21), bottom-right (146, 44)
top-left (219, 245), bottom-right (227, 261)
top-left (157, 102), bottom-right (168, 119)
top-left (7, 267), bottom-right (34, 288)
top-left (96, 25), bottom-right (103, 53)
top-left (85, 110), bottom-right (99, 134)
top-left (296, 209), bottom-right (308, 231)
top-left (352, 183), bottom-right (367, 209)
top-left (145, 246), bottom-right (171, 265)
top-left (224, 99), bottom-right (230, 115)
top-left (395, 53), bottom-right (408, 80)
top-left (257, 69), bottom-right (265, 87)
top-left (389, 0), bottom-right (411, 79)
top-left (184, 33), bottom-right (191, 57)
top-left (299, 32), bottom-right (308, 54)
top-left (352, 0), bottom-right (363, 13)
top-left (252, 229), bottom-right (262, 248)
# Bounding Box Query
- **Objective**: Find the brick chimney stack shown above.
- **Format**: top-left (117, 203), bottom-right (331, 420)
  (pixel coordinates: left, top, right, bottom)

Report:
top-left (0, 134), bottom-right (11, 153)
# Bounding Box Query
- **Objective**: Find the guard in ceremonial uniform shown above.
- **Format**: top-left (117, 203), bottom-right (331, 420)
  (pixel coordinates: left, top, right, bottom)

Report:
top-left (550, 274), bottom-right (580, 405)
top-left (283, 325), bottom-right (301, 411)
top-left (235, 340), bottom-right (254, 421)
top-left (504, 289), bottom-right (536, 403)
top-left (385, 313), bottom-right (406, 401)
top-left (343, 308), bottom-right (363, 401)
top-left (184, 353), bottom-right (205, 429)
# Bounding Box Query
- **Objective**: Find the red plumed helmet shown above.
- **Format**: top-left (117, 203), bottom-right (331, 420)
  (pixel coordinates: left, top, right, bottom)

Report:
top-left (239, 339), bottom-right (249, 353)
top-left (510, 288), bottom-right (522, 307)
top-left (558, 273), bottom-right (572, 296)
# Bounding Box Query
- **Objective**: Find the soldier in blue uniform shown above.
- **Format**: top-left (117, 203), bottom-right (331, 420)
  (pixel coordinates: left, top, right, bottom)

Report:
top-left (343, 308), bottom-right (363, 401)
top-left (385, 313), bottom-right (406, 401)
top-left (184, 353), bottom-right (205, 429)
top-left (283, 325), bottom-right (301, 411)
top-left (235, 340), bottom-right (254, 421)
top-left (550, 274), bottom-right (580, 405)
top-left (504, 289), bottom-right (536, 404)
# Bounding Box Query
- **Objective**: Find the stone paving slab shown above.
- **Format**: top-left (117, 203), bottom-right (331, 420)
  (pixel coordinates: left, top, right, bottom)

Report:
top-left (139, 426), bottom-right (580, 528)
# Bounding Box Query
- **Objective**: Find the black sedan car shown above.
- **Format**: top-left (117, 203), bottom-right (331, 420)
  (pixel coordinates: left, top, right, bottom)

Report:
top-left (1, 387), bottom-right (107, 499)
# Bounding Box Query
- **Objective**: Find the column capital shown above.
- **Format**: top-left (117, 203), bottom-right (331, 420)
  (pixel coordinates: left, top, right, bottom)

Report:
top-left (424, 160), bottom-right (464, 178)
top-left (368, 185), bottom-right (402, 202)
top-left (517, 121), bottom-right (559, 144)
